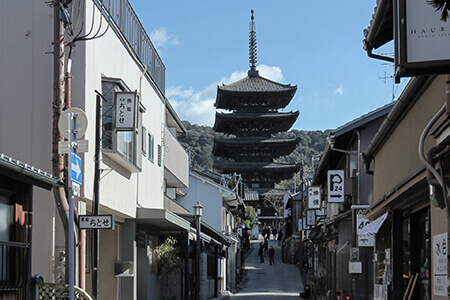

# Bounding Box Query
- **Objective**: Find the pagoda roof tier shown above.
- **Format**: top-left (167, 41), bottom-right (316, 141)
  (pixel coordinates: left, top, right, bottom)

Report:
top-left (213, 137), bottom-right (301, 161)
top-left (213, 161), bottom-right (301, 181)
top-left (214, 111), bottom-right (299, 136)
top-left (215, 71), bottom-right (297, 110)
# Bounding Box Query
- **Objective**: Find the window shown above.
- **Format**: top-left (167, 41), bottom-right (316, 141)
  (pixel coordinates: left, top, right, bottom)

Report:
top-left (101, 78), bottom-right (141, 172)
top-left (0, 194), bottom-right (12, 242)
top-left (141, 127), bottom-right (147, 156)
top-left (0, 191), bottom-right (29, 290)
top-left (148, 133), bottom-right (154, 162)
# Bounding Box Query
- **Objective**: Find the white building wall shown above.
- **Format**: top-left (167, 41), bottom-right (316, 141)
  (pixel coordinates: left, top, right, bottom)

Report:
top-left (73, 3), bottom-right (166, 216)
top-left (0, 0), bottom-right (168, 288)
top-left (179, 175), bottom-right (226, 232)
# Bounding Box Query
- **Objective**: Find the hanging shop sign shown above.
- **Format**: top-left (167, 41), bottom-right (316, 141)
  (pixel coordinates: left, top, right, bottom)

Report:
top-left (395, 0), bottom-right (450, 79)
top-left (308, 186), bottom-right (321, 209)
top-left (114, 91), bottom-right (137, 131)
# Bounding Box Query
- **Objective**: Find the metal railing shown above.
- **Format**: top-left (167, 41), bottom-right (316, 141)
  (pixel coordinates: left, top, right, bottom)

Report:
top-left (0, 241), bottom-right (30, 290)
top-left (38, 282), bottom-right (93, 300)
top-left (97, 0), bottom-right (166, 93)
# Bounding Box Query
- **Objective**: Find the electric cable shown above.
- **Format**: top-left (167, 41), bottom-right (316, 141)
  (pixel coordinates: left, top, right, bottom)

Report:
top-left (72, 0), bottom-right (95, 42)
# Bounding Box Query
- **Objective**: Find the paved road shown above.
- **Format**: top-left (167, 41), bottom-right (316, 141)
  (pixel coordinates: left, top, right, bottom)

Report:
top-left (230, 238), bottom-right (305, 299)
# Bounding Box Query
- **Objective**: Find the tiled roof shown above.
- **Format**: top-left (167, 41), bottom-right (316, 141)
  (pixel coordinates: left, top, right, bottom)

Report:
top-left (218, 71), bottom-right (297, 93)
top-left (362, 0), bottom-right (393, 51)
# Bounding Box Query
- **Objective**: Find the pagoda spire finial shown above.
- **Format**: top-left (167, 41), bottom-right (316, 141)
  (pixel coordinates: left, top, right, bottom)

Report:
top-left (249, 9), bottom-right (258, 75)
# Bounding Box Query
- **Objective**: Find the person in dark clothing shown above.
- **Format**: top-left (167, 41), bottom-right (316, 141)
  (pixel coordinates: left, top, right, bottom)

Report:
top-left (277, 229), bottom-right (283, 245)
top-left (269, 245), bottom-right (275, 265)
top-left (263, 237), bottom-right (268, 255)
top-left (258, 242), bottom-right (264, 263)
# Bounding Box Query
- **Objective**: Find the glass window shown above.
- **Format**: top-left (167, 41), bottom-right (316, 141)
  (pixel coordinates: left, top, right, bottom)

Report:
top-left (141, 127), bottom-right (147, 156)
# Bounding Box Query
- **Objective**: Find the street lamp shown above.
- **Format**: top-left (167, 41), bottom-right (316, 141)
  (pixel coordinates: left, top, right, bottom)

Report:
top-left (193, 202), bottom-right (203, 300)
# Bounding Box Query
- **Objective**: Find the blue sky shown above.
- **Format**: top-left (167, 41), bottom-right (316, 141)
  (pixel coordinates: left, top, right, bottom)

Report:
top-left (129, 0), bottom-right (407, 131)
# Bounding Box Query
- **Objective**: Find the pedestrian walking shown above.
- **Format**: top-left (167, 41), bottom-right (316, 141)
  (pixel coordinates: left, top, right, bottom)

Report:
top-left (258, 242), bottom-right (264, 263)
top-left (269, 245), bottom-right (275, 265)
top-left (277, 229), bottom-right (283, 246)
top-left (263, 237), bottom-right (268, 255)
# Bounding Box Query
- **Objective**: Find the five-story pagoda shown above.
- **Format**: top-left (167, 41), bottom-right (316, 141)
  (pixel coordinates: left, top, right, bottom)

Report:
top-left (212, 10), bottom-right (301, 192)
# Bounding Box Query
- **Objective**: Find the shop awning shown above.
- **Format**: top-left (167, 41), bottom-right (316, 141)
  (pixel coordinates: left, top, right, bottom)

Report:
top-left (358, 212), bottom-right (389, 236)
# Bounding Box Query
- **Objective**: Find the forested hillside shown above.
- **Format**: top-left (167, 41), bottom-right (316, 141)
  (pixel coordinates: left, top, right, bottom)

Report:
top-left (178, 121), bottom-right (330, 188)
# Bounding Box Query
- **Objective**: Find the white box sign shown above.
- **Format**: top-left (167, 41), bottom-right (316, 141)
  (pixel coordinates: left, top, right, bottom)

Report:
top-left (327, 170), bottom-right (344, 203)
top-left (308, 186), bottom-right (321, 209)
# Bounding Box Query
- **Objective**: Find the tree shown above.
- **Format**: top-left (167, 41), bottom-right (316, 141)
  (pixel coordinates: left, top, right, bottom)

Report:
top-left (244, 205), bottom-right (258, 229)
top-left (262, 191), bottom-right (285, 229)
top-left (155, 236), bottom-right (181, 300)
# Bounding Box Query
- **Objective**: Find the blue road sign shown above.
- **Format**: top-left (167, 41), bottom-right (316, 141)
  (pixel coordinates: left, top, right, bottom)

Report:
top-left (71, 152), bottom-right (82, 185)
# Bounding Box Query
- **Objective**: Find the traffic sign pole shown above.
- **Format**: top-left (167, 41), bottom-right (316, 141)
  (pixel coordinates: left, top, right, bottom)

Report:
top-left (68, 112), bottom-right (75, 300)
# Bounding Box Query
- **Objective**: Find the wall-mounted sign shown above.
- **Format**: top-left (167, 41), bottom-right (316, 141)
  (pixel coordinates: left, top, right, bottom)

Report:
top-left (307, 210), bottom-right (316, 226)
top-left (114, 91), bottom-right (137, 131)
top-left (433, 232), bottom-right (448, 296)
top-left (308, 186), bottom-right (321, 209)
top-left (327, 170), bottom-right (344, 203)
top-left (349, 261), bottom-right (362, 274)
top-left (356, 208), bottom-right (374, 247)
top-left (396, 0), bottom-right (450, 78)
top-left (79, 215), bottom-right (115, 229)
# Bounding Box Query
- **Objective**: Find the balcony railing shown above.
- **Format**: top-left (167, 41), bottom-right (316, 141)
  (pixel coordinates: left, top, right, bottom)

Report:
top-left (164, 127), bottom-right (189, 188)
top-left (96, 0), bottom-right (166, 93)
top-left (0, 241), bottom-right (29, 291)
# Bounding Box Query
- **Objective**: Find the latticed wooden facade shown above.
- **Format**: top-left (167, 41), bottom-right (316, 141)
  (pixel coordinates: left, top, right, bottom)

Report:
top-left (212, 10), bottom-right (300, 191)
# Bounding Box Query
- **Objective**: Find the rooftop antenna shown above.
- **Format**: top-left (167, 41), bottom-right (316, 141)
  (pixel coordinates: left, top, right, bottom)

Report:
top-left (378, 70), bottom-right (395, 102)
top-left (249, 9), bottom-right (258, 75)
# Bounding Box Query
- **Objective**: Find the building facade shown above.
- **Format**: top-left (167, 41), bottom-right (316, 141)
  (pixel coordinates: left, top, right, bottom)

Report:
top-left (0, 0), bottom-right (192, 299)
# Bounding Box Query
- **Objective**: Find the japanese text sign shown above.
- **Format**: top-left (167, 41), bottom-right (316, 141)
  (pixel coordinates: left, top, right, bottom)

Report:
top-left (308, 186), bottom-right (321, 209)
top-left (79, 215), bottom-right (115, 230)
top-left (114, 91), bottom-right (137, 131)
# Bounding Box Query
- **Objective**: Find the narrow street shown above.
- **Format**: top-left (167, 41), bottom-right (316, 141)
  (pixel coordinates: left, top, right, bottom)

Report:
top-left (230, 238), bottom-right (306, 299)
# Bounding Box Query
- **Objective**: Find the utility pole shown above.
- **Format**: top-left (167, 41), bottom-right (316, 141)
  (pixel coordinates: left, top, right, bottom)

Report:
top-left (92, 93), bottom-right (103, 300)
top-left (52, 0), bottom-right (72, 284)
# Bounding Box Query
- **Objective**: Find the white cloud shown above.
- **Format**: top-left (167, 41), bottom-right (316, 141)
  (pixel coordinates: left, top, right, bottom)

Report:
top-left (258, 65), bottom-right (284, 82)
top-left (167, 65), bottom-right (285, 126)
top-left (166, 86), bottom-right (194, 99)
top-left (149, 27), bottom-right (180, 48)
top-left (333, 85), bottom-right (344, 96)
